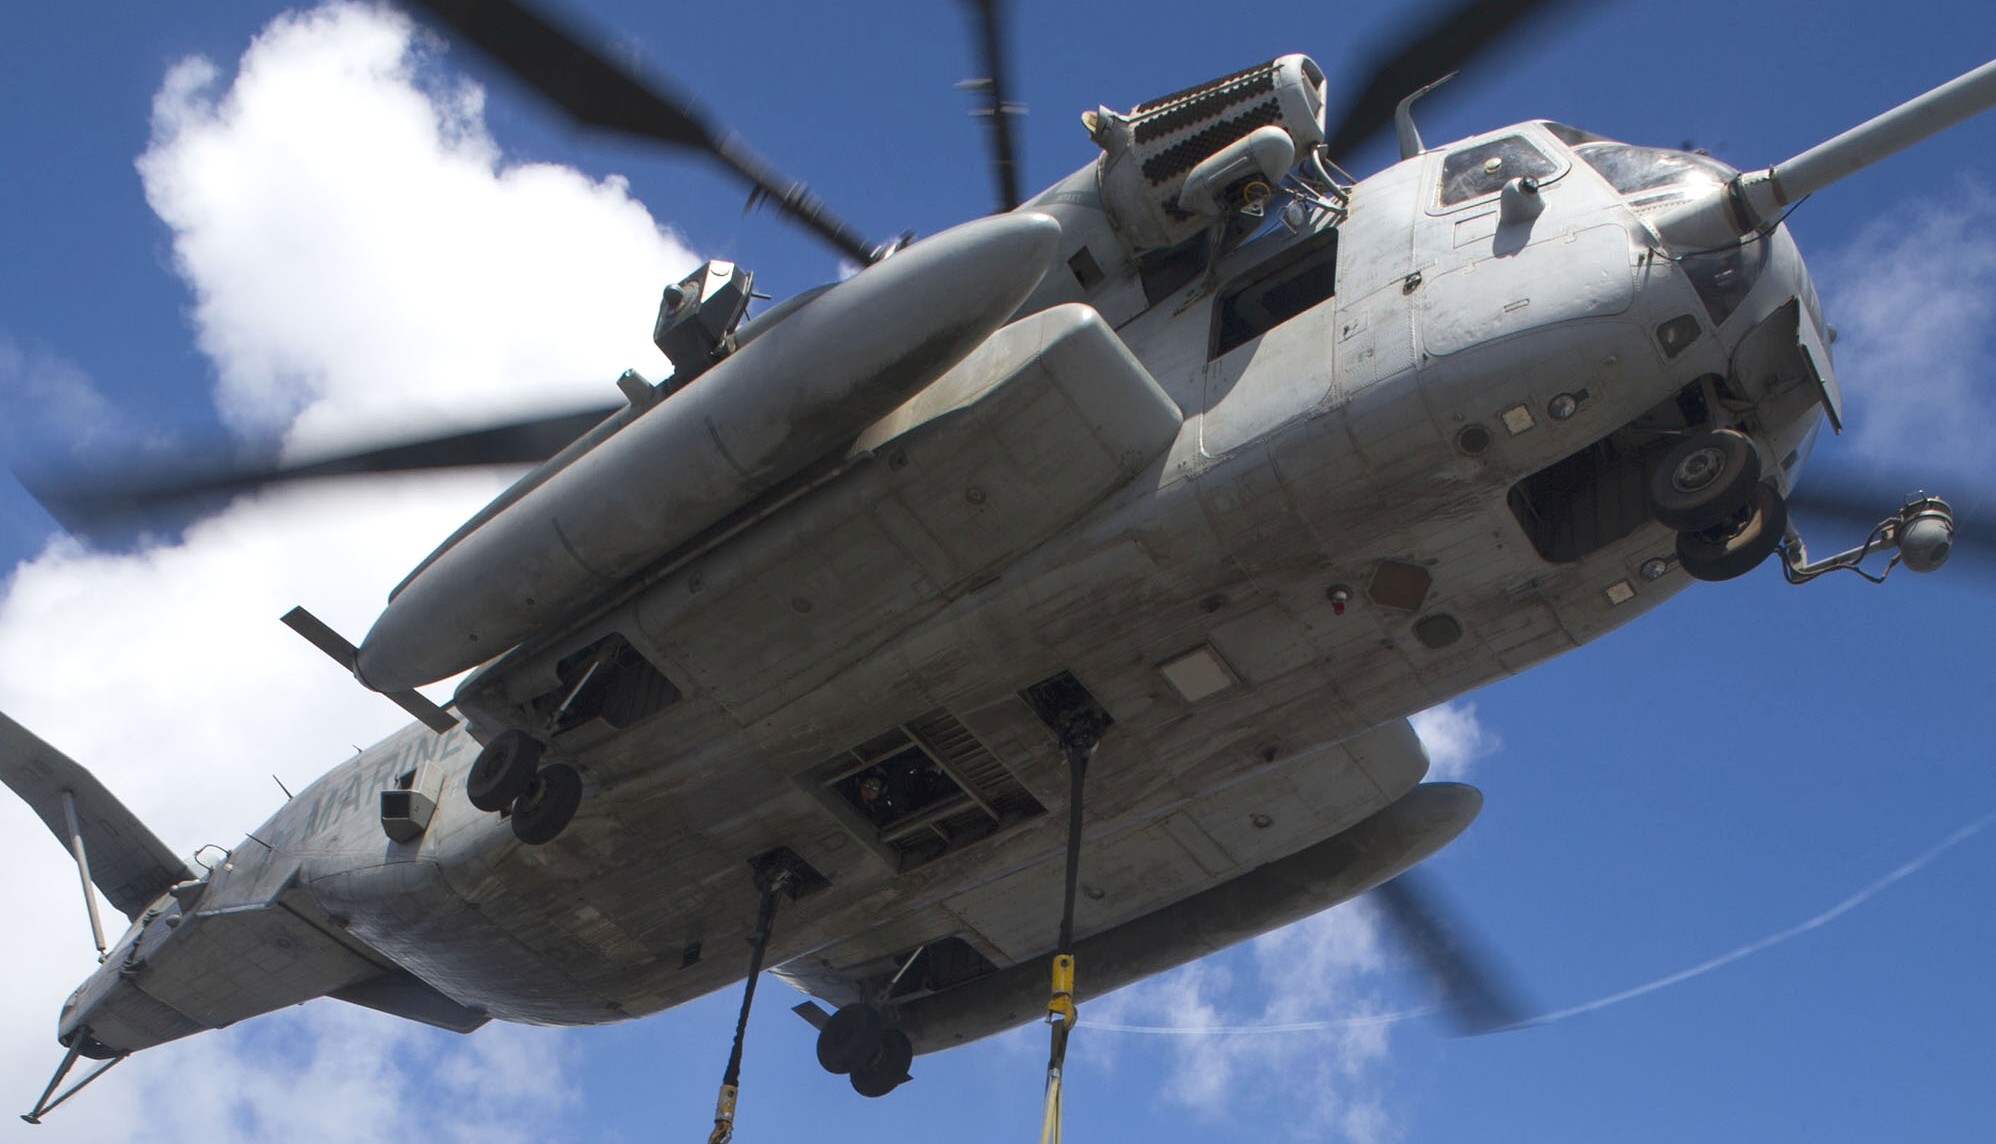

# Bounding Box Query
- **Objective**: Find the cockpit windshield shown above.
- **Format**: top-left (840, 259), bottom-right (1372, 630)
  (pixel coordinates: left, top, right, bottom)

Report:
top-left (1570, 142), bottom-right (1737, 196)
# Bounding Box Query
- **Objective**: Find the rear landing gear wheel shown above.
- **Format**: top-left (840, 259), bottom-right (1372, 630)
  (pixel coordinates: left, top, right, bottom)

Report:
top-left (509, 762), bottom-right (582, 845)
top-left (467, 730), bottom-right (543, 812)
top-left (848, 1029), bottom-right (912, 1098)
top-left (1676, 483), bottom-right (1788, 582)
top-left (1648, 428), bottom-right (1761, 532)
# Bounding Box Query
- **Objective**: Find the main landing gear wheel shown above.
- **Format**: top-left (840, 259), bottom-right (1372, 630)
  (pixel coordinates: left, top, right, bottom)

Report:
top-left (816, 1002), bottom-right (886, 1074)
top-left (1676, 483), bottom-right (1788, 582)
top-left (849, 1030), bottom-right (913, 1098)
top-left (816, 1002), bottom-right (912, 1096)
top-left (1648, 428), bottom-right (1762, 532)
top-left (466, 730), bottom-right (543, 811)
top-left (509, 762), bottom-right (582, 845)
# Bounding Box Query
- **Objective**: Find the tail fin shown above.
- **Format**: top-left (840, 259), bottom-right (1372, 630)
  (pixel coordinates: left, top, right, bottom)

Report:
top-left (1, 711), bottom-right (194, 922)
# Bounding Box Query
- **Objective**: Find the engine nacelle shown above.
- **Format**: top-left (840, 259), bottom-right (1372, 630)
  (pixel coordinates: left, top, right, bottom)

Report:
top-left (1087, 54), bottom-right (1326, 253)
top-left (353, 212), bottom-right (1063, 692)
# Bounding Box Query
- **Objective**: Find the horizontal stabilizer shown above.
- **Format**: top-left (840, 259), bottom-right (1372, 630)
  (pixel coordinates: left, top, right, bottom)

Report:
top-left (1, 711), bottom-right (195, 920)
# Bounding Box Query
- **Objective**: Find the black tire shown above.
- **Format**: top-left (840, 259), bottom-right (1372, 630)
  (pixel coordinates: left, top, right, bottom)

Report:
top-left (467, 730), bottom-right (543, 812)
top-left (816, 1003), bottom-right (885, 1075)
top-left (874, 1028), bottom-right (912, 1079)
top-left (849, 1031), bottom-right (911, 1098)
top-left (1648, 429), bottom-right (1762, 532)
top-left (1677, 484), bottom-right (1788, 582)
top-left (510, 762), bottom-right (582, 845)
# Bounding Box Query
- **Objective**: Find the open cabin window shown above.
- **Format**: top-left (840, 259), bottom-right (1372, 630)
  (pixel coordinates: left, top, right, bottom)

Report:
top-left (1209, 226), bottom-right (1338, 359)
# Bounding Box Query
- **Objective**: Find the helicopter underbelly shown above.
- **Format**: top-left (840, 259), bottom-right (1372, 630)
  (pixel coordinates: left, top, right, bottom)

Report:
top-left (380, 323), bottom-right (1705, 1032)
top-left (316, 207), bottom-right (1742, 1030)
top-left (366, 475), bottom-right (1691, 1030)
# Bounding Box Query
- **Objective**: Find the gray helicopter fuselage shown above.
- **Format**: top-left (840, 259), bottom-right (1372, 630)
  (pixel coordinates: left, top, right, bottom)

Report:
top-left (61, 117), bottom-right (1835, 1058)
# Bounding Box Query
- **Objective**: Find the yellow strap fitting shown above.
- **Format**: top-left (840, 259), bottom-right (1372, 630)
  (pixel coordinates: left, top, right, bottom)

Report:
top-left (706, 1083), bottom-right (738, 1144)
top-left (1046, 952), bottom-right (1077, 1025)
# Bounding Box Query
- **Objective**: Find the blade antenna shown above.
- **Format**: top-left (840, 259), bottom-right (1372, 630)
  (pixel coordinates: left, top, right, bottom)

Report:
top-left (1321, 0), bottom-right (1581, 163)
top-left (400, 0), bottom-right (886, 264)
top-left (961, 0), bottom-right (1024, 211)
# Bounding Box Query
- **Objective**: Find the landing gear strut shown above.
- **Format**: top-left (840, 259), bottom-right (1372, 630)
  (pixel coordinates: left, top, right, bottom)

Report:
top-left (20, 1034), bottom-right (126, 1125)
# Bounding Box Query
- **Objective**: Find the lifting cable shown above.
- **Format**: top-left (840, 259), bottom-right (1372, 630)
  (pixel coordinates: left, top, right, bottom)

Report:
top-left (707, 866), bottom-right (792, 1144)
top-left (1041, 716), bottom-right (1103, 1144)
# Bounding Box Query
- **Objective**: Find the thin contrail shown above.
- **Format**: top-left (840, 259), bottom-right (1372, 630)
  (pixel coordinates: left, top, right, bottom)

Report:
top-left (1090, 810), bottom-right (1995, 1037)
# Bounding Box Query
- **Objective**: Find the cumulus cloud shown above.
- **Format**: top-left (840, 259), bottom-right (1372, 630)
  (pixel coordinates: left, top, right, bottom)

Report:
top-left (10, 1003), bottom-right (578, 1144)
top-left (1816, 184), bottom-right (1996, 470)
top-left (0, 337), bottom-right (126, 462)
top-left (136, 2), bottom-right (689, 453)
top-left (1409, 701), bottom-right (1498, 782)
top-left (1088, 904), bottom-right (1404, 1142)
top-left (1078, 705), bottom-right (1500, 1139)
top-left (1, 2), bottom-right (696, 1136)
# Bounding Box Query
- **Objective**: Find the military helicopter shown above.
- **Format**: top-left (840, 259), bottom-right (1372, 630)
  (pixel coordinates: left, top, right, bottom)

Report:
top-left (6, 0), bottom-right (1996, 1133)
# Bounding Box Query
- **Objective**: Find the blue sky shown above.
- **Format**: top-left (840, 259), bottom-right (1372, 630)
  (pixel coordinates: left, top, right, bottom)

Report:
top-left (2, 2), bottom-right (1994, 1142)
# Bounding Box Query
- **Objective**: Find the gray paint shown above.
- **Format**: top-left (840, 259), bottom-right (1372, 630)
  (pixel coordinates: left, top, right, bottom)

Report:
top-left (15, 54), bottom-right (1963, 1084)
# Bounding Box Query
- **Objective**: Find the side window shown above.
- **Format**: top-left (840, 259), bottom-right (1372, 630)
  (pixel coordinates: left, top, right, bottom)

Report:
top-left (1440, 135), bottom-right (1560, 206)
top-left (1209, 227), bottom-right (1339, 359)
top-left (1681, 240), bottom-right (1771, 326)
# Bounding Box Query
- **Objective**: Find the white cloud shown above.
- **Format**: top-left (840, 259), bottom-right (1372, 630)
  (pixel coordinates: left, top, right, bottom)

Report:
top-left (1087, 902), bottom-right (1406, 1142)
top-left (1816, 184), bottom-right (1996, 471)
top-left (1, 2), bottom-right (697, 1136)
top-left (0, 337), bottom-right (120, 459)
top-left (1408, 701), bottom-right (1498, 782)
top-left (1078, 705), bottom-right (1501, 1139)
top-left (9, 1003), bottom-right (578, 1144)
top-left (137, 2), bottom-right (690, 454)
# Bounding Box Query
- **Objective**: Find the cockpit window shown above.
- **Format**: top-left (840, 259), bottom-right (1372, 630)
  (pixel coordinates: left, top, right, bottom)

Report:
top-left (1439, 135), bottom-right (1560, 206)
top-left (1573, 143), bottom-right (1736, 196)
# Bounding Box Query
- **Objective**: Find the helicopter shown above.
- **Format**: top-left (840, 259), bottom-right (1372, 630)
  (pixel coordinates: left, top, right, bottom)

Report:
top-left (3, 0), bottom-right (1996, 1134)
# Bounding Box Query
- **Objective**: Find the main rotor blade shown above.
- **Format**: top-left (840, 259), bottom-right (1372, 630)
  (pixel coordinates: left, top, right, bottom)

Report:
top-left (961, 0), bottom-right (1023, 212)
top-left (1321, 0), bottom-right (1579, 163)
top-left (399, 0), bottom-right (885, 265)
top-left (1371, 869), bottom-right (1529, 1035)
top-left (24, 402), bottom-right (620, 536)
